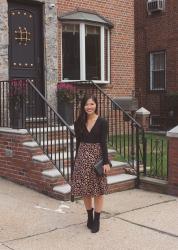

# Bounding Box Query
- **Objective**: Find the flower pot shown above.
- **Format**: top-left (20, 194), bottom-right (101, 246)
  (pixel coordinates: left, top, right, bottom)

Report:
top-left (57, 101), bottom-right (74, 125)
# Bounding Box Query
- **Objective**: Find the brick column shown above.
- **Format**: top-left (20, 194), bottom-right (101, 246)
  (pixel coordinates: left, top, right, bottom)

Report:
top-left (136, 107), bottom-right (150, 131)
top-left (167, 126), bottom-right (178, 196)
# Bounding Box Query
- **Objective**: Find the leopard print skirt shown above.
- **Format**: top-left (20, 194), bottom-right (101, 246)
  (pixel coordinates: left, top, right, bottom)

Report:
top-left (71, 142), bottom-right (108, 197)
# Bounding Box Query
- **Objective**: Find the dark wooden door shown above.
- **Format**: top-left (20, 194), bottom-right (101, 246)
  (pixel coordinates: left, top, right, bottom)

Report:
top-left (8, 0), bottom-right (44, 117)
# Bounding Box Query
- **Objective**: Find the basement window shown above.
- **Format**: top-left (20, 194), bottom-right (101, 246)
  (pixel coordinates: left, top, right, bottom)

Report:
top-left (150, 115), bottom-right (160, 127)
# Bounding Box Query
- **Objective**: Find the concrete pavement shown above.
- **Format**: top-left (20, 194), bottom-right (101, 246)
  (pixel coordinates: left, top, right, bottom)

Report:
top-left (0, 177), bottom-right (178, 250)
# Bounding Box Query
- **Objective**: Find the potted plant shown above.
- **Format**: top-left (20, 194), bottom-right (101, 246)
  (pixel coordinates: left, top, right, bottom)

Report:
top-left (9, 79), bottom-right (26, 129)
top-left (56, 82), bottom-right (76, 125)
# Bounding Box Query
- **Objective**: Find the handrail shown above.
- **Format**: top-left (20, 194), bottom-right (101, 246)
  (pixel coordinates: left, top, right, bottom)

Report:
top-left (72, 80), bottom-right (146, 185)
top-left (0, 80), bottom-right (75, 201)
top-left (0, 79), bottom-right (146, 189)
top-left (26, 79), bottom-right (74, 134)
top-left (25, 79), bottom-right (75, 186)
top-left (75, 80), bottom-right (143, 129)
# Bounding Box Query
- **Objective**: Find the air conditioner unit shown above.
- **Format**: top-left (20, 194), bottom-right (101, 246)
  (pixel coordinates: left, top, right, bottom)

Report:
top-left (147, 0), bottom-right (164, 13)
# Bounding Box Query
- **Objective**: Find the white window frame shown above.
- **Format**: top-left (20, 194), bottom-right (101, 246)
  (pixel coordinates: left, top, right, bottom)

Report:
top-left (61, 22), bottom-right (111, 84)
top-left (150, 51), bottom-right (166, 90)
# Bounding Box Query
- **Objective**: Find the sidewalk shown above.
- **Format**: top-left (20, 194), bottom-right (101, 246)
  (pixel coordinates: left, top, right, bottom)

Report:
top-left (0, 177), bottom-right (178, 250)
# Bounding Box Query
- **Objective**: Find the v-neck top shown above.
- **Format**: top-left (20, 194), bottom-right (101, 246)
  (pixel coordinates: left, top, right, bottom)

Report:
top-left (74, 117), bottom-right (109, 164)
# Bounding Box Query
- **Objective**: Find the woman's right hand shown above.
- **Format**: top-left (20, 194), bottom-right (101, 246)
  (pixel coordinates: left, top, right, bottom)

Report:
top-left (103, 164), bottom-right (111, 175)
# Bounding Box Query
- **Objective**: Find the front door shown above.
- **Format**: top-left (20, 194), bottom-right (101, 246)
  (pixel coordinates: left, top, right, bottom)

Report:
top-left (8, 0), bottom-right (44, 116)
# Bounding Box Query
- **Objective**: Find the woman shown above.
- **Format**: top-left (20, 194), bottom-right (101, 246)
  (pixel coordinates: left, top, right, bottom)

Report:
top-left (71, 95), bottom-right (111, 233)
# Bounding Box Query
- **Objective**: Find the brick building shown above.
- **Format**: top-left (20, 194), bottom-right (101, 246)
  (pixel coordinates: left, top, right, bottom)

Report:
top-left (57, 0), bottom-right (135, 99)
top-left (0, 0), bottom-right (138, 198)
top-left (135, 0), bottom-right (178, 129)
top-left (0, 0), bottom-right (135, 108)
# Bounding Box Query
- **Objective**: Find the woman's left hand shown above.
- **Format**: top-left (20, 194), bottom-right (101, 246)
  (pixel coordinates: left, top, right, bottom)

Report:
top-left (103, 164), bottom-right (111, 175)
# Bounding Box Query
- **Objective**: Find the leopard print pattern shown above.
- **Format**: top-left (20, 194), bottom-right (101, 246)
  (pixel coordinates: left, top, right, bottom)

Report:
top-left (71, 143), bottom-right (108, 197)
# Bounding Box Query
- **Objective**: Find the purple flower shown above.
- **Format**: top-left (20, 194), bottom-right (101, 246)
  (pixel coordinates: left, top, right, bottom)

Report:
top-left (9, 79), bottom-right (27, 97)
top-left (56, 82), bottom-right (76, 102)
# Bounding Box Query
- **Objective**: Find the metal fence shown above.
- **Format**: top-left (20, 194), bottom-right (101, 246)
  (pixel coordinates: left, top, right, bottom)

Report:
top-left (144, 133), bottom-right (168, 180)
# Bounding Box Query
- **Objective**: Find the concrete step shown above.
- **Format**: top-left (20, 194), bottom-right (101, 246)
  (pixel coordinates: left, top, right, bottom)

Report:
top-left (107, 174), bottom-right (136, 185)
top-left (29, 125), bottom-right (74, 141)
top-left (30, 125), bottom-right (74, 134)
top-left (0, 128), bottom-right (28, 135)
top-left (53, 184), bottom-right (71, 194)
top-left (26, 117), bottom-right (47, 122)
top-left (42, 160), bottom-right (128, 179)
top-left (140, 176), bottom-right (168, 194)
top-left (111, 161), bottom-right (129, 168)
top-left (51, 148), bottom-right (116, 161)
top-left (42, 168), bottom-right (71, 178)
top-left (23, 138), bottom-right (76, 148)
top-left (23, 139), bottom-right (76, 154)
top-left (52, 174), bottom-right (137, 197)
top-left (40, 138), bottom-right (76, 147)
top-left (42, 168), bottom-right (61, 178)
top-left (32, 152), bottom-right (71, 162)
top-left (23, 141), bottom-right (39, 148)
top-left (32, 148), bottom-right (116, 163)
top-left (32, 154), bottom-right (49, 162)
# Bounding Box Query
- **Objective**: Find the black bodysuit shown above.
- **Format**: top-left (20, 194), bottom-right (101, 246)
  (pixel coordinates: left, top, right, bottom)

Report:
top-left (74, 117), bottom-right (109, 164)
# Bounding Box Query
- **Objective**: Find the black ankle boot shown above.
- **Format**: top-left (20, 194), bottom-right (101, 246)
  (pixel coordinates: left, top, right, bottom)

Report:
top-left (87, 208), bottom-right (93, 229)
top-left (91, 211), bottom-right (100, 233)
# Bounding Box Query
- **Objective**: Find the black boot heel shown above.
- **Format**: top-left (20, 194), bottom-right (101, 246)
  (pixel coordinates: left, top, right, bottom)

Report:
top-left (87, 208), bottom-right (93, 229)
top-left (91, 211), bottom-right (100, 233)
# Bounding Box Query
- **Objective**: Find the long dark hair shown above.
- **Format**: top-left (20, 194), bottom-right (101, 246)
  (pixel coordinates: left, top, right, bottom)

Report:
top-left (75, 95), bottom-right (98, 135)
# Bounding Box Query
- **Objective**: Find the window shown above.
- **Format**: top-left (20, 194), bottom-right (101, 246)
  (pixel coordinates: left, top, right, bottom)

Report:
top-left (85, 25), bottom-right (101, 80)
top-left (150, 51), bottom-right (166, 90)
top-left (150, 115), bottom-right (160, 127)
top-left (62, 24), bottom-right (80, 80)
top-left (62, 23), bottom-right (110, 82)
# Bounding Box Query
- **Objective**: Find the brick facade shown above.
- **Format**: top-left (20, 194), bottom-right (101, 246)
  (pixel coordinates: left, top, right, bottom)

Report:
top-left (0, 131), bottom-right (67, 200)
top-left (0, 0), bottom-right (59, 109)
top-left (167, 126), bottom-right (178, 195)
top-left (0, 0), bottom-right (135, 110)
top-left (135, 0), bottom-right (178, 129)
top-left (57, 0), bottom-right (135, 98)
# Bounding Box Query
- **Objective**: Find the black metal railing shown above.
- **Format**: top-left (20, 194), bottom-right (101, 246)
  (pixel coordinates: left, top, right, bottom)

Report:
top-left (0, 79), bottom-right (147, 187)
top-left (0, 80), bottom-right (11, 128)
top-left (68, 80), bottom-right (146, 185)
top-left (0, 79), bottom-right (75, 188)
top-left (144, 133), bottom-right (168, 180)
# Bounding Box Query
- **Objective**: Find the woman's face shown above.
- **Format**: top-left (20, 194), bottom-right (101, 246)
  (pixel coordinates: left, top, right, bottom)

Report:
top-left (84, 98), bottom-right (97, 115)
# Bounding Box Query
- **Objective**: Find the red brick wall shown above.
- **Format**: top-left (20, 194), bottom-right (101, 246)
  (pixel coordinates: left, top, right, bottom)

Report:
top-left (57, 0), bottom-right (135, 98)
top-left (167, 136), bottom-right (178, 195)
top-left (135, 0), bottom-right (178, 122)
top-left (0, 132), bottom-right (65, 200)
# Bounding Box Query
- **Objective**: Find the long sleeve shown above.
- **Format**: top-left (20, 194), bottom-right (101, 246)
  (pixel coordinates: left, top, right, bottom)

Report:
top-left (74, 122), bottom-right (80, 157)
top-left (100, 119), bottom-right (109, 164)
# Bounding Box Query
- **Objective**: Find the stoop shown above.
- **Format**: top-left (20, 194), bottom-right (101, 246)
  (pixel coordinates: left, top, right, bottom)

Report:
top-left (0, 127), bottom-right (137, 201)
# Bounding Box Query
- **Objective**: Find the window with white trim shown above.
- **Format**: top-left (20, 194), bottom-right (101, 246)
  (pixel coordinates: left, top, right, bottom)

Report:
top-left (150, 51), bottom-right (166, 90)
top-left (62, 23), bottom-right (110, 82)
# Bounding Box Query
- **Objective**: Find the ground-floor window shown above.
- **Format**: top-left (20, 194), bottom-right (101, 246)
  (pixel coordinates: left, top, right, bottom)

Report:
top-left (62, 23), bottom-right (110, 82)
top-left (150, 51), bottom-right (166, 90)
top-left (62, 24), bottom-right (80, 80)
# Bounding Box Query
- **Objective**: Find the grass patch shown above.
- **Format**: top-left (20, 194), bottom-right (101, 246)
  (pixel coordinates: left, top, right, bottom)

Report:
top-left (145, 133), bottom-right (168, 178)
top-left (109, 132), bottom-right (168, 178)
